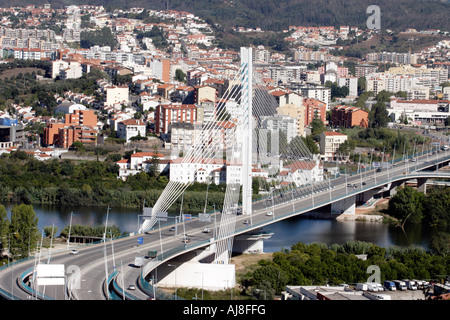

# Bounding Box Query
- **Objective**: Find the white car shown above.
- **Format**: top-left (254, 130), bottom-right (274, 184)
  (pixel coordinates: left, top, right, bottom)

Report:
top-left (266, 211), bottom-right (273, 216)
top-left (202, 227), bottom-right (212, 233)
top-left (70, 249), bottom-right (79, 255)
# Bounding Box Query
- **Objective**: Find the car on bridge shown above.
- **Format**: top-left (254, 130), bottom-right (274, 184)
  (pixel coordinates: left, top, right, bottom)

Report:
top-left (70, 249), bottom-right (78, 255)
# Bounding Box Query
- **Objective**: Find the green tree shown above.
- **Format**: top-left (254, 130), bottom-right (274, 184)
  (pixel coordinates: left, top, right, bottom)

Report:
top-left (429, 232), bottom-right (449, 257)
top-left (388, 186), bottom-right (425, 229)
top-left (9, 204), bottom-right (39, 259)
top-left (311, 113), bottom-right (326, 137)
top-left (71, 141), bottom-right (85, 153)
top-left (369, 101), bottom-right (390, 128)
top-left (0, 204), bottom-right (9, 253)
top-left (300, 135), bottom-right (319, 155)
top-left (175, 69), bottom-right (186, 82)
top-left (423, 187), bottom-right (450, 226)
top-left (337, 139), bottom-right (356, 159)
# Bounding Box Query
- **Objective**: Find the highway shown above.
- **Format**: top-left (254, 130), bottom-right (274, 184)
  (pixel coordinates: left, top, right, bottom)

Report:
top-left (1, 149), bottom-right (449, 300)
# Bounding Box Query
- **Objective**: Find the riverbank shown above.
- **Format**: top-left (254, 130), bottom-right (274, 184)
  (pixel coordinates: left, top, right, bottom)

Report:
top-left (300, 198), bottom-right (389, 223)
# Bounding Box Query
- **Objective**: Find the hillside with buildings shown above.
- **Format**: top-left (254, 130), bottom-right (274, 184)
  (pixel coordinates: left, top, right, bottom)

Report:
top-left (0, 3), bottom-right (448, 204)
top-left (5, 0), bottom-right (450, 31)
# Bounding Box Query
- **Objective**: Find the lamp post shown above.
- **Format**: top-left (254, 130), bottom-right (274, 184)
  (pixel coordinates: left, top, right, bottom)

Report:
top-left (168, 264), bottom-right (177, 300)
top-left (195, 271), bottom-right (204, 300)
top-left (67, 212), bottom-right (74, 251)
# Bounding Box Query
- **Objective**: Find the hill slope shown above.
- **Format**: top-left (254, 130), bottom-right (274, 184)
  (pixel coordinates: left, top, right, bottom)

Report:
top-left (9, 0), bottom-right (450, 31)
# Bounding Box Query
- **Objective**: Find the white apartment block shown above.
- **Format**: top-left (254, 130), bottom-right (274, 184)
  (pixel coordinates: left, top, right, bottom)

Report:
top-left (338, 76), bottom-right (358, 98)
top-left (407, 86), bottom-right (430, 100)
top-left (52, 60), bottom-right (82, 79)
top-left (261, 114), bottom-right (298, 143)
top-left (105, 86), bottom-right (129, 107)
top-left (319, 131), bottom-right (348, 161)
top-left (117, 119), bottom-right (146, 142)
top-left (366, 73), bottom-right (416, 96)
top-left (300, 86), bottom-right (331, 110)
top-left (169, 122), bottom-right (202, 151)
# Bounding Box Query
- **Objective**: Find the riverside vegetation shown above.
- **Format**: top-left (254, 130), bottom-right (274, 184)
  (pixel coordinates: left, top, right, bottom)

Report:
top-left (0, 150), bottom-right (227, 214)
top-left (173, 239), bottom-right (449, 300)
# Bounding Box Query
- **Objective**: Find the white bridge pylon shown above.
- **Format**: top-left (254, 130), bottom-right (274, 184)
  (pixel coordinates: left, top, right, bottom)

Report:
top-left (139, 47), bottom-right (321, 265)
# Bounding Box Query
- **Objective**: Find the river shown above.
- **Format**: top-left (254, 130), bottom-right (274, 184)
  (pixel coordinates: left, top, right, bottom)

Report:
top-left (5, 204), bottom-right (448, 252)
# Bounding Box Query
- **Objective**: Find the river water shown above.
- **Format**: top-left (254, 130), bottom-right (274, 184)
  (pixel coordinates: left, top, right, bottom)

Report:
top-left (6, 204), bottom-right (448, 252)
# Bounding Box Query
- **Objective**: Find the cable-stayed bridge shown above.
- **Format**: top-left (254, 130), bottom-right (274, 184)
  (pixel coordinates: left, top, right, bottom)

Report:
top-left (1, 47), bottom-right (450, 300)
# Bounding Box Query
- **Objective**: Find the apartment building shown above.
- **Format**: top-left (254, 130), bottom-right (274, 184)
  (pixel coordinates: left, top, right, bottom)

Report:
top-left (57, 125), bottom-right (97, 148)
top-left (276, 103), bottom-right (306, 137)
top-left (155, 102), bottom-right (197, 135)
top-left (261, 114), bottom-right (298, 143)
top-left (299, 85), bottom-right (331, 110)
top-left (319, 131), bottom-right (348, 161)
top-left (168, 122), bottom-right (202, 151)
top-left (43, 109), bottom-right (98, 147)
top-left (304, 98), bottom-right (327, 126)
top-left (105, 86), bottom-right (129, 107)
top-left (147, 58), bottom-right (171, 83)
top-left (331, 105), bottom-right (369, 128)
top-left (355, 63), bottom-right (378, 78)
top-left (116, 151), bottom-right (168, 180)
top-left (338, 76), bottom-right (358, 98)
top-left (117, 119), bottom-right (146, 143)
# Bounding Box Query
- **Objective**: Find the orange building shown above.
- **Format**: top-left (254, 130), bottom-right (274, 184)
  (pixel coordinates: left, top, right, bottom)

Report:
top-left (331, 105), bottom-right (369, 128)
top-left (57, 125), bottom-right (98, 149)
top-left (304, 97), bottom-right (327, 126)
top-left (155, 103), bottom-right (197, 134)
top-left (64, 110), bottom-right (97, 127)
top-left (43, 109), bottom-right (98, 147)
top-left (43, 123), bottom-right (65, 146)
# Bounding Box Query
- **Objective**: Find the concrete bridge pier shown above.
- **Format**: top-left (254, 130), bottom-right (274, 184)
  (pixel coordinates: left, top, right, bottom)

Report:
top-left (331, 195), bottom-right (356, 215)
top-left (417, 178), bottom-right (428, 194)
top-left (154, 244), bottom-right (236, 291)
top-left (232, 232), bottom-right (274, 255)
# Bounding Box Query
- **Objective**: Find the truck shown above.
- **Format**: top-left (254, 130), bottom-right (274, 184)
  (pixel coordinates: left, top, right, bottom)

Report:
top-left (134, 256), bottom-right (145, 267)
top-left (367, 283), bottom-right (380, 292)
top-left (393, 280), bottom-right (407, 291)
top-left (356, 283), bottom-right (368, 291)
top-left (404, 280), bottom-right (417, 290)
top-left (384, 281), bottom-right (397, 291)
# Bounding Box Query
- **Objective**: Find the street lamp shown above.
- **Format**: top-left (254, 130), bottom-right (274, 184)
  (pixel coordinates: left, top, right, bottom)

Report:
top-left (67, 212), bottom-right (75, 251)
top-left (168, 264), bottom-right (177, 300)
top-left (195, 271), bottom-right (204, 300)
